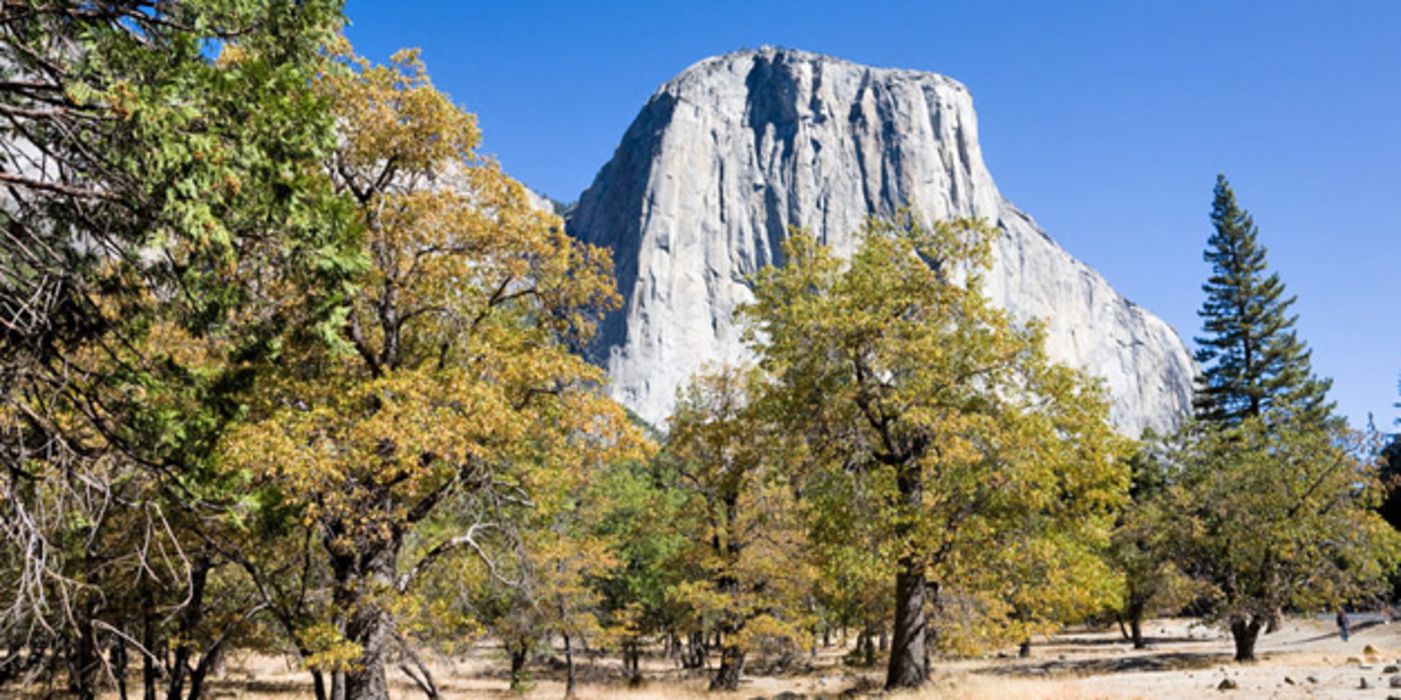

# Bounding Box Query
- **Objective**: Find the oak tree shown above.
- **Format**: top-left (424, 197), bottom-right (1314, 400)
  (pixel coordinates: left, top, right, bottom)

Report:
top-left (743, 214), bottom-right (1126, 689)
top-left (221, 47), bottom-right (640, 700)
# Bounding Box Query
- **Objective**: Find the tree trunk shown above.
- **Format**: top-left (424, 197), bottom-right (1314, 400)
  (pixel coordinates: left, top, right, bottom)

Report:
top-left (1265, 608), bottom-right (1282, 634)
top-left (885, 557), bottom-right (928, 689)
top-left (112, 637), bottom-right (129, 700)
top-left (309, 669), bottom-right (328, 700)
top-left (1019, 639), bottom-right (1032, 658)
top-left (1230, 616), bottom-right (1262, 662)
top-left (398, 641), bottom-right (440, 700)
top-left (624, 639), bottom-right (643, 686)
top-left (681, 631), bottom-right (705, 670)
top-left (334, 538), bottom-right (399, 700)
top-left (186, 647), bottom-right (219, 700)
top-left (167, 553), bottom-right (211, 700)
top-left (142, 581), bottom-right (158, 700)
top-left (508, 644), bottom-right (529, 690)
top-left (563, 633), bottom-right (576, 699)
top-left (69, 599), bottom-right (99, 700)
top-left (708, 644), bottom-right (744, 691)
top-left (1130, 614), bottom-right (1145, 650)
top-left (886, 456), bottom-right (929, 690)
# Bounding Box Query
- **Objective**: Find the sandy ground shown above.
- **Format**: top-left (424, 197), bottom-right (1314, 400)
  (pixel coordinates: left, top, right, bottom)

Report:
top-left (67, 616), bottom-right (1401, 699)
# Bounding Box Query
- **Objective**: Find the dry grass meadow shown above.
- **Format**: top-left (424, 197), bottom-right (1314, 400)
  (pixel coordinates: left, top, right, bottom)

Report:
top-left (20, 615), bottom-right (1397, 699)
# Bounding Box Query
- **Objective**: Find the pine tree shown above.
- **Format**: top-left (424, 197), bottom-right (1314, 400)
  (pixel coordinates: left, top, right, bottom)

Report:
top-left (1193, 174), bottom-right (1334, 426)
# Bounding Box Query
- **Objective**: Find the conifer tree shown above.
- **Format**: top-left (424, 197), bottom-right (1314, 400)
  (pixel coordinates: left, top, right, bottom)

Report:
top-left (1194, 174), bottom-right (1334, 426)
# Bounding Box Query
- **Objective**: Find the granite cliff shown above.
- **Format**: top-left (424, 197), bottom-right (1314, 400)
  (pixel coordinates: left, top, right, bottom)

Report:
top-left (565, 47), bottom-right (1195, 434)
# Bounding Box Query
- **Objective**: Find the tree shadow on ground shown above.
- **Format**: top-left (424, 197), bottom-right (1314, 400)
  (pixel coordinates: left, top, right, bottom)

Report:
top-left (980, 651), bottom-right (1226, 678)
top-left (1282, 619), bottom-right (1383, 645)
top-left (1046, 635), bottom-right (1204, 647)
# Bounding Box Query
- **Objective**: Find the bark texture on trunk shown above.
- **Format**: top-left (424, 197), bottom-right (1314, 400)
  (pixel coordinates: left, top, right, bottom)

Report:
top-left (885, 556), bottom-right (927, 689)
top-left (885, 456), bottom-right (928, 690)
top-left (334, 537), bottom-right (400, 700)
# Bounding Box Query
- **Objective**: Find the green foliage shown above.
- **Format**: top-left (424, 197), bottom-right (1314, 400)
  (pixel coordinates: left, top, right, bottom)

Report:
top-left (1194, 175), bottom-right (1333, 426)
top-left (1106, 432), bottom-right (1199, 646)
top-left (6, 6), bottom-right (1391, 696)
top-left (218, 43), bottom-right (646, 697)
top-left (590, 458), bottom-right (693, 643)
top-left (743, 212), bottom-right (1127, 686)
top-left (1169, 416), bottom-right (1401, 659)
top-left (662, 367), bottom-right (815, 688)
top-left (1, 3), bottom-right (356, 697)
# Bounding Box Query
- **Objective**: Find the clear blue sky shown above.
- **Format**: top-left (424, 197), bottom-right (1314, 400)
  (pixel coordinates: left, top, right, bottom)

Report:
top-left (345, 1), bottom-right (1400, 430)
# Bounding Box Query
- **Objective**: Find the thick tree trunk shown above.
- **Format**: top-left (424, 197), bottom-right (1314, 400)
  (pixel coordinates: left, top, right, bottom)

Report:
top-left (1130, 614), bottom-right (1145, 650)
top-left (1018, 639), bottom-right (1032, 658)
top-left (885, 454), bottom-right (930, 690)
top-left (334, 538), bottom-right (400, 700)
top-left (1265, 608), bottom-right (1282, 634)
top-left (1230, 616), bottom-right (1262, 662)
top-left (885, 556), bottom-right (928, 689)
top-left (708, 644), bottom-right (744, 691)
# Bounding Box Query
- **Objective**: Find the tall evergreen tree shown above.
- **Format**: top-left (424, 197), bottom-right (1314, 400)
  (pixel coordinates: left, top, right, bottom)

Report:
top-left (1380, 382), bottom-right (1401, 532)
top-left (1193, 174), bottom-right (1334, 426)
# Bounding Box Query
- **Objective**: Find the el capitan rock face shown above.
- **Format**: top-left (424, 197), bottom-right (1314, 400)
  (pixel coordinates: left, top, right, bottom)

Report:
top-left (566, 47), bottom-right (1195, 434)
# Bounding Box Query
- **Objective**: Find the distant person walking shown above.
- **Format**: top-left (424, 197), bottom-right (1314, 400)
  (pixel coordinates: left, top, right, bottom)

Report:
top-left (1337, 609), bottom-right (1350, 642)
